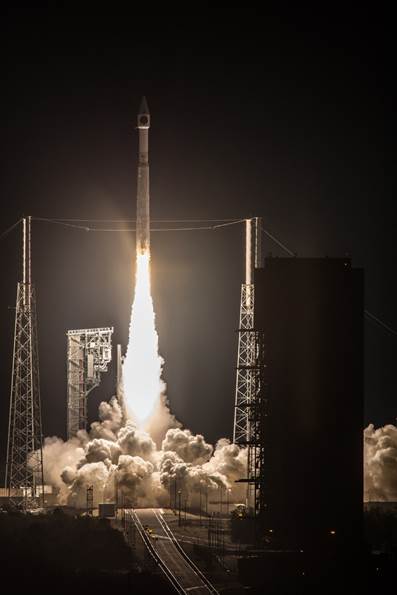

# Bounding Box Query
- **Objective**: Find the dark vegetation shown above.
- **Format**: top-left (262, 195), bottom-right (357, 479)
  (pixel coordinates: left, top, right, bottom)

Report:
top-left (0, 509), bottom-right (172, 594)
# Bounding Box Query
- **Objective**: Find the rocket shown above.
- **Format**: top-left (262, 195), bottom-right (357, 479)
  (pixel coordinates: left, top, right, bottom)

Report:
top-left (136, 96), bottom-right (151, 255)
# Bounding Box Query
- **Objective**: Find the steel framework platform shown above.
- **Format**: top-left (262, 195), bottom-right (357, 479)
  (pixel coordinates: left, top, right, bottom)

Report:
top-left (67, 326), bottom-right (113, 438)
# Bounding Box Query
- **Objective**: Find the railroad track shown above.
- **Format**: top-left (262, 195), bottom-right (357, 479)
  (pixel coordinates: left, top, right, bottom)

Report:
top-left (129, 509), bottom-right (186, 594)
top-left (129, 508), bottom-right (219, 595)
top-left (152, 509), bottom-right (219, 595)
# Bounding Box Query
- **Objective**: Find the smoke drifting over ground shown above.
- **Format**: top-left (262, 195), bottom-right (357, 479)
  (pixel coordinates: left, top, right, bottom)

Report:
top-left (43, 396), bottom-right (247, 508)
top-left (42, 407), bottom-right (397, 506)
top-left (364, 423), bottom-right (397, 501)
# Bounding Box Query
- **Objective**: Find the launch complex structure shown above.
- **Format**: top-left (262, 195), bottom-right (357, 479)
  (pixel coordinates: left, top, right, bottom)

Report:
top-left (4, 99), bottom-right (265, 515)
top-left (5, 216), bottom-right (44, 509)
top-left (66, 327), bottom-right (113, 439)
top-left (233, 217), bottom-right (266, 515)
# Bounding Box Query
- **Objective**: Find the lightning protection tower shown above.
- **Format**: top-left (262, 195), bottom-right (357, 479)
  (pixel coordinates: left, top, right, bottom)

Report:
top-left (67, 327), bottom-right (113, 438)
top-left (6, 216), bottom-right (44, 509)
top-left (233, 217), bottom-right (262, 510)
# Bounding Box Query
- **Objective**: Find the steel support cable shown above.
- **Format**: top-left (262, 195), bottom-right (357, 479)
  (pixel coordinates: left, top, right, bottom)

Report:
top-left (259, 224), bottom-right (397, 338)
top-left (31, 216), bottom-right (245, 233)
top-left (260, 224), bottom-right (295, 257)
top-left (364, 310), bottom-right (397, 336)
top-left (24, 216), bottom-right (397, 337)
top-left (152, 219), bottom-right (245, 232)
top-left (33, 217), bottom-right (91, 231)
top-left (35, 217), bottom-right (240, 223)
top-left (0, 218), bottom-right (23, 240)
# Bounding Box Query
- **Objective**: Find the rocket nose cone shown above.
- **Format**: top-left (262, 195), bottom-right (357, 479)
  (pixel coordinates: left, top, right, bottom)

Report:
top-left (139, 96), bottom-right (150, 115)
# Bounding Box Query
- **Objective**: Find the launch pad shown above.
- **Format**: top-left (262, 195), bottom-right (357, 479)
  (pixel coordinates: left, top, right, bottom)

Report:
top-left (3, 98), bottom-right (266, 517)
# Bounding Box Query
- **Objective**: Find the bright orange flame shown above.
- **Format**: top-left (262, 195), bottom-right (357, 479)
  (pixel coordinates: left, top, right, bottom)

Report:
top-left (122, 251), bottom-right (164, 423)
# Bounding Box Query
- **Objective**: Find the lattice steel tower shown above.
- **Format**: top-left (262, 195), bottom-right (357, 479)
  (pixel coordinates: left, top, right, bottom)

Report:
top-left (233, 217), bottom-right (262, 509)
top-left (67, 327), bottom-right (113, 438)
top-left (6, 216), bottom-right (44, 509)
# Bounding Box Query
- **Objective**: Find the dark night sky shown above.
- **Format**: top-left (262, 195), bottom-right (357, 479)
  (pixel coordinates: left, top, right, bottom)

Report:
top-left (0, 7), bottom-right (395, 480)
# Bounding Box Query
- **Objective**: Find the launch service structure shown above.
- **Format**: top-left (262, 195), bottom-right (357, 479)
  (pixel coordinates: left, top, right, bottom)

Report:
top-left (67, 327), bottom-right (113, 438)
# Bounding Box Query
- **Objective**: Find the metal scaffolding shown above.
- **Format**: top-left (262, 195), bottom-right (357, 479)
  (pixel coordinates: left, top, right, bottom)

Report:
top-left (233, 217), bottom-right (263, 511)
top-left (233, 218), bottom-right (262, 444)
top-left (233, 283), bottom-right (256, 444)
top-left (6, 217), bottom-right (44, 509)
top-left (67, 327), bottom-right (113, 438)
top-left (247, 330), bottom-right (268, 517)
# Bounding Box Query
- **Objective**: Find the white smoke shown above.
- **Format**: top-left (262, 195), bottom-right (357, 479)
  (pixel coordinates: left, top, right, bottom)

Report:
top-left (43, 400), bottom-right (397, 507)
top-left (42, 395), bottom-right (248, 509)
top-left (42, 432), bottom-right (87, 503)
top-left (364, 423), bottom-right (397, 502)
top-left (90, 397), bottom-right (124, 440)
top-left (117, 422), bottom-right (157, 461)
top-left (158, 432), bottom-right (248, 506)
top-left (204, 438), bottom-right (247, 485)
top-left (85, 438), bottom-right (121, 465)
top-left (162, 428), bottom-right (213, 464)
top-left (65, 461), bottom-right (112, 508)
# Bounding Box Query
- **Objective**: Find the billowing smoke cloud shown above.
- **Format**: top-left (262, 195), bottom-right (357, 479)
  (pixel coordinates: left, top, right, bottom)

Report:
top-left (162, 428), bottom-right (213, 464)
top-left (158, 432), bottom-right (248, 506)
top-left (90, 397), bottom-right (124, 441)
top-left (42, 432), bottom-right (87, 502)
top-left (204, 438), bottom-right (247, 485)
top-left (42, 395), bottom-right (248, 509)
top-left (43, 400), bottom-right (397, 508)
top-left (364, 423), bottom-right (397, 501)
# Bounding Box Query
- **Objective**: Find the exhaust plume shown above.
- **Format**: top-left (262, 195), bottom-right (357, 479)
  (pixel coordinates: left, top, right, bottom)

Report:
top-left (122, 252), bottom-right (165, 424)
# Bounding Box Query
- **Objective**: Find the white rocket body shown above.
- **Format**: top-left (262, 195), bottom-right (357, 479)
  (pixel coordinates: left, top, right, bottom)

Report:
top-left (136, 97), bottom-right (150, 255)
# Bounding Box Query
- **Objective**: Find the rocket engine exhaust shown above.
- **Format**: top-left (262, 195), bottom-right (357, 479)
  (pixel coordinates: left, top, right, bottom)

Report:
top-left (122, 98), bottom-right (165, 425)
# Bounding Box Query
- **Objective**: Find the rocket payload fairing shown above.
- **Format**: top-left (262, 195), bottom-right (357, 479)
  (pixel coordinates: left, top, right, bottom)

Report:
top-left (136, 96), bottom-right (151, 255)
